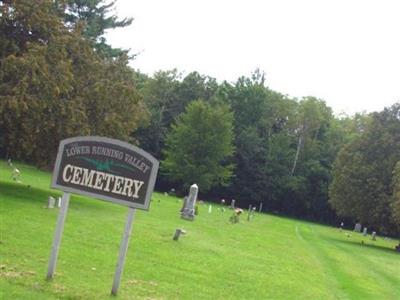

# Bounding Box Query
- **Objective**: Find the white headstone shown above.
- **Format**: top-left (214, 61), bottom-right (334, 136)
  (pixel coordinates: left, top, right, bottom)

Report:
top-left (208, 205), bottom-right (212, 213)
top-left (47, 196), bottom-right (56, 209)
top-left (11, 168), bottom-right (20, 181)
top-left (230, 199), bottom-right (236, 209)
top-left (57, 197), bottom-right (62, 208)
top-left (181, 184), bottom-right (198, 220)
top-left (371, 231), bottom-right (376, 240)
top-left (354, 223), bottom-right (362, 232)
top-left (363, 227), bottom-right (368, 236)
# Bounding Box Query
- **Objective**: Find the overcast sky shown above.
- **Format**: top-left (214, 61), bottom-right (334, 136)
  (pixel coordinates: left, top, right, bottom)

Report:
top-left (105, 0), bottom-right (400, 115)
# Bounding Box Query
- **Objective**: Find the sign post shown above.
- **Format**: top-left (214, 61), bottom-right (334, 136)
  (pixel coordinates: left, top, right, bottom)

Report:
top-left (111, 207), bottom-right (136, 296)
top-left (47, 192), bottom-right (70, 279)
top-left (47, 136), bottom-right (159, 294)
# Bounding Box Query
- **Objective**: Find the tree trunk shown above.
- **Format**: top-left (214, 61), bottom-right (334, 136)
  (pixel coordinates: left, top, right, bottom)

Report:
top-left (291, 135), bottom-right (303, 175)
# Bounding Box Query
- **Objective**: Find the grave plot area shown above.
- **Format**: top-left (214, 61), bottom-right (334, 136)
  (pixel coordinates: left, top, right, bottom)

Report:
top-left (0, 161), bottom-right (399, 300)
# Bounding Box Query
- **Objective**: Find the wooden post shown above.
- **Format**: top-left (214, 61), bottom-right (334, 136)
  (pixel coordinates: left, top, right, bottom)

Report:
top-left (111, 207), bottom-right (136, 296)
top-left (47, 192), bottom-right (70, 279)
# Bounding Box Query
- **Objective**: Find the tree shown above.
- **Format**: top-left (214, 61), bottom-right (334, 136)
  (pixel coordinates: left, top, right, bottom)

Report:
top-left (136, 70), bottom-right (218, 159)
top-left (329, 103), bottom-right (400, 234)
top-left (215, 71), bottom-right (277, 205)
top-left (0, 0), bottom-right (146, 166)
top-left (61, 0), bottom-right (133, 58)
top-left (162, 100), bottom-right (234, 192)
top-left (391, 161), bottom-right (400, 229)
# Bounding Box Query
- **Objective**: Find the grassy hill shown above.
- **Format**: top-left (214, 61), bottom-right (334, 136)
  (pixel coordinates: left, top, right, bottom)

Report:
top-left (0, 161), bottom-right (399, 299)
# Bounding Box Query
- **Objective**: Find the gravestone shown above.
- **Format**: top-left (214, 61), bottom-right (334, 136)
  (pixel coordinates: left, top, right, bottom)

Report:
top-left (181, 184), bottom-right (198, 220)
top-left (247, 205), bottom-right (252, 221)
top-left (57, 197), bottom-right (62, 208)
top-left (220, 199), bottom-right (226, 212)
top-left (47, 196), bottom-right (56, 209)
top-left (173, 228), bottom-right (186, 241)
top-left (11, 168), bottom-right (20, 181)
top-left (230, 199), bottom-right (236, 209)
top-left (363, 227), bottom-right (368, 236)
top-left (248, 207), bottom-right (256, 221)
top-left (259, 202), bottom-right (263, 213)
top-left (354, 223), bottom-right (362, 232)
top-left (208, 205), bottom-right (212, 213)
top-left (180, 196), bottom-right (188, 213)
top-left (371, 231), bottom-right (376, 241)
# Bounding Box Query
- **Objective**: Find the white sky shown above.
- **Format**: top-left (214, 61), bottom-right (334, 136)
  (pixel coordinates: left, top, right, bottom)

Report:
top-left (105, 0), bottom-right (400, 115)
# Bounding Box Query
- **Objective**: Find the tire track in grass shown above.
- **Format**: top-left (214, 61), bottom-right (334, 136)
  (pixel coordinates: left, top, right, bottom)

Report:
top-left (309, 226), bottom-right (397, 300)
top-left (333, 242), bottom-right (400, 300)
top-left (295, 223), bottom-right (349, 300)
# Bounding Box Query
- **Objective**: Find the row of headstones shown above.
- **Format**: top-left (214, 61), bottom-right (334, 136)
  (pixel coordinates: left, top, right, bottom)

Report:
top-left (175, 184), bottom-right (257, 240)
top-left (354, 223), bottom-right (376, 240)
top-left (179, 184), bottom-right (261, 220)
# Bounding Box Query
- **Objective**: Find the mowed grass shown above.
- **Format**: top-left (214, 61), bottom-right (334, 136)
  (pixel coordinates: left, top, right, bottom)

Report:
top-left (0, 161), bottom-right (399, 300)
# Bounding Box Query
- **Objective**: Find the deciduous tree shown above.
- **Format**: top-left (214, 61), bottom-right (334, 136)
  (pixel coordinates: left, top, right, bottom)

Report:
top-left (162, 100), bottom-right (234, 192)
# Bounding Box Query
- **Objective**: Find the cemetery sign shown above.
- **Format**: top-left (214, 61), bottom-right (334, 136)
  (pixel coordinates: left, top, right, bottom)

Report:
top-left (52, 136), bottom-right (158, 210)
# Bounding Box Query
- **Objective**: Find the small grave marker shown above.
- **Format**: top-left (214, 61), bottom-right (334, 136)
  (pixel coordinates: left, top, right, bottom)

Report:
top-left (230, 199), bottom-right (236, 209)
top-left (220, 199), bottom-right (226, 212)
top-left (247, 205), bottom-right (252, 221)
top-left (47, 196), bottom-right (56, 209)
top-left (173, 228), bottom-right (186, 241)
top-left (354, 223), bottom-right (362, 232)
top-left (363, 227), bottom-right (368, 236)
top-left (371, 231), bottom-right (376, 241)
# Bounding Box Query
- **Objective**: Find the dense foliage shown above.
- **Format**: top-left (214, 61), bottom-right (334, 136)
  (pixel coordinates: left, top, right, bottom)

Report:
top-left (162, 100), bottom-right (234, 191)
top-left (329, 104), bottom-right (400, 234)
top-left (1, 0), bottom-right (399, 235)
top-left (0, 0), bottom-right (145, 167)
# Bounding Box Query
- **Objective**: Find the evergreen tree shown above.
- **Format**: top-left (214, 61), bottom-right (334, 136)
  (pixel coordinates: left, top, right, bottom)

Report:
top-left (0, 0), bottom-right (146, 166)
top-left (61, 0), bottom-right (133, 58)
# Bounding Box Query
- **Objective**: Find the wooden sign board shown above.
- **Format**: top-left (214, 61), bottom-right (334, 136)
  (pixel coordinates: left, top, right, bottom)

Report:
top-left (52, 136), bottom-right (159, 210)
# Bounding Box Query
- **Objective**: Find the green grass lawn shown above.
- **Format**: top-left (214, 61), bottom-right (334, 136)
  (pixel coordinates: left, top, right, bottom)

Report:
top-left (1, 161), bottom-right (399, 300)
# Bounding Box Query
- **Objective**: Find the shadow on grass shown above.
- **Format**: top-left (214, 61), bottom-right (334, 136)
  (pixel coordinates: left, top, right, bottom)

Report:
top-left (326, 235), bottom-right (399, 255)
top-left (0, 181), bottom-right (123, 213)
top-left (0, 181), bottom-right (59, 203)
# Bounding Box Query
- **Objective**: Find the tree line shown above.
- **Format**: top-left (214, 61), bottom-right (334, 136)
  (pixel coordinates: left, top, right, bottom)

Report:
top-left (1, 0), bottom-right (399, 236)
